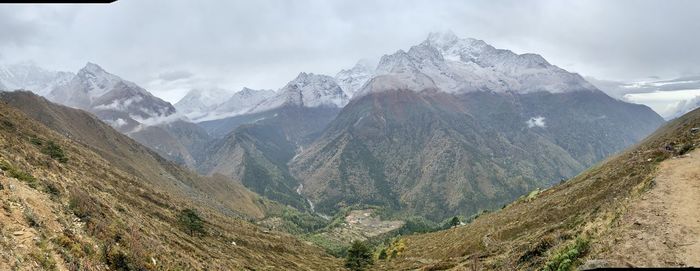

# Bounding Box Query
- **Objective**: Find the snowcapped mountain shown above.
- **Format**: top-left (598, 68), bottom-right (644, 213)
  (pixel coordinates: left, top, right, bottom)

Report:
top-left (48, 62), bottom-right (176, 128)
top-left (358, 31), bottom-right (596, 96)
top-left (335, 59), bottom-right (375, 98)
top-left (249, 72), bottom-right (348, 113)
top-left (208, 87), bottom-right (275, 118)
top-left (174, 88), bottom-right (233, 120)
top-left (0, 61), bottom-right (74, 96)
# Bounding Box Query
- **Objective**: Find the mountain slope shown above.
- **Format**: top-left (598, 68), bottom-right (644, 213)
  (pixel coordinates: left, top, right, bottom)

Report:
top-left (378, 104), bottom-right (700, 270)
top-left (291, 88), bottom-right (662, 220)
top-left (0, 91), bottom-right (263, 218)
top-left (129, 120), bottom-right (213, 169)
top-left (0, 93), bottom-right (341, 270)
top-left (48, 63), bottom-right (176, 128)
top-left (290, 33), bottom-right (664, 221)
top-left (198, 105), bottom-right (341, 209)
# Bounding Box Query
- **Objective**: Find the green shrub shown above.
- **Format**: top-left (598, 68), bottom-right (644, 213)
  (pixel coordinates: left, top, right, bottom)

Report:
top-left (345, 240), bottom-right (374, 271)
top-left (29, 250), bottom-right (57, 270)
top-left (0, 161), bottom-right (38, 188)
top-left (445, 216), bottom-right (461, 228)
top-left (178, 209), bottom-right (205, 236)
top-left (542, 237), bottom-right (590, 271)
top-left (42, 140), bottom-right (68, 163)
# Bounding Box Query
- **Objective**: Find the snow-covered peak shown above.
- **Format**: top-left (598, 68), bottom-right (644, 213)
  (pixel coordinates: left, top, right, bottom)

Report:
top-left (426, 31), bottom-right (461, 48)
top-left (0, 61), bottom-right (74, 96)
top-left (83, 62), bottom-right (106, 74)
top-left (192, 87), bottom-right (276, 121)
top-left (357, 32), bottom-right (598, 96)
top-left (47, 62), bottom-right (176, 127)
top-left (174, 87), bottom-right (233, 120)
top-left (249, 73), bottom-right (348, 113)
top-left (69, 62), bottom-right (146, 100)
top-left (336, 59), bottom-right (376, 98)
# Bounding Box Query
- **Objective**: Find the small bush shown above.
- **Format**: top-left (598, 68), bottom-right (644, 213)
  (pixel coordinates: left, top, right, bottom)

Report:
top-left (178, 208), bottom-right (205, 236)
top-left (24, 206), bottom-right (41, 228)
top-left (345, 240), bottom-right (374, 271)
top-left (0, 161), bottom-right (38, 188)
top-left (446, 216), bottom-right (461, 228)
top-left (30, 239), bottom-right (57, 270)
top-left (44, 181), bottom-right (61, 197)
top-left (42, 141), bottom-right (68, 163)
top-left (542, 237), bottom-right (590, 271)
top-left (69, 188), bottom-right (100, 221)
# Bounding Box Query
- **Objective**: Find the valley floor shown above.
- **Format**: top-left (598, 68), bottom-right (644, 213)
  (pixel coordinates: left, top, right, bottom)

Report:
top-left (600, 149), bottom-right (700, 267)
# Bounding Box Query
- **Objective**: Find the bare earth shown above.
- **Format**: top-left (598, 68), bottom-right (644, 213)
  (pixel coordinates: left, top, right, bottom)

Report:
top-left (604, 149), bottom-right (700, 267)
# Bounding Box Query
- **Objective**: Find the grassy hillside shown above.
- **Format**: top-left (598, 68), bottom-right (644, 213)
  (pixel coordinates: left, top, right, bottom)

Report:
top-left (0, 92), bottom-right (342, 270)
top-left (376, 107), bottom-right (699, 269)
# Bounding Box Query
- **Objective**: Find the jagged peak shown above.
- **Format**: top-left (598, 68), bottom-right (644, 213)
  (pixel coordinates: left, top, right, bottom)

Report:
top-left (82, 62), bottom-right (107, 74)
top-left (426, 31), bottom-right (459, 46)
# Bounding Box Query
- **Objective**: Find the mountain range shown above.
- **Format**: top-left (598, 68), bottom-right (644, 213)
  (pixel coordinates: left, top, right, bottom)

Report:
top-left (2, 31), bottom-right (695, 270)
top-left (0, 32), bottom-right (664, 222)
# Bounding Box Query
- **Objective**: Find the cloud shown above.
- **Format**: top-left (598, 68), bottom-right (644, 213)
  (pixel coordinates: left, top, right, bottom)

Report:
top-left (526, 116), bottom-right (546, 128)
top-left (2, 1), bottom-right (700, 103)
top-left (158, 70), bottom-right (193, 81)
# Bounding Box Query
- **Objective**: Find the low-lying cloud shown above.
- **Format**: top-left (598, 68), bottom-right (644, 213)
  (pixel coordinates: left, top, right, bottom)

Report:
top-left (526, 116), bottom-right (546, 128)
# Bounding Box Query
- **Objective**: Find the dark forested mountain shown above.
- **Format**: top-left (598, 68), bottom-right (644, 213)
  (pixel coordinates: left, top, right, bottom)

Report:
top-left (287, 32), bottom-right (664, 220)
top-left (291, 88), bottom-right (662, 220)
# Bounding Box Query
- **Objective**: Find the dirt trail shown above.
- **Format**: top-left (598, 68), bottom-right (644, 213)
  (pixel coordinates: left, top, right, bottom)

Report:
top-left (604, 149), bottom-right (700, 267)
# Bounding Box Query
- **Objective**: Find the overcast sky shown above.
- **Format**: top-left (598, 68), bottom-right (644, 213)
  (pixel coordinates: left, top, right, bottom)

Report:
top-left (1, 0), bottom-right (700, 103)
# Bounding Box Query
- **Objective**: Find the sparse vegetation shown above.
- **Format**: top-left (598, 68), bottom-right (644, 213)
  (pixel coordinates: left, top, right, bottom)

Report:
top-left (178, 208), bottom-right (205, 236)
top-left (68, 188), bottom-right (102, 222)
top-left (42, 140), bottom-right (69, 163)
top-left (30, 238), bottom-right (58, 270)
top-left (542, 237), bottom-right (590, 271)
top-left (345, 240), bottom-right (374, 271)
top-left (0, 160), bottom-right (38, 188)
top-left (24, 205), bottom-right (41, 228)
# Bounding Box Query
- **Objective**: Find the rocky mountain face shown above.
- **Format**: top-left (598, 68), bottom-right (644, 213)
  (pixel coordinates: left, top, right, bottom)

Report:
top-left (249, 72), bottom-right (348, 114)
top-left (288, 32), bottom-right (664, 220)
top-left (48, 63), bottom-right (176, 127)
top-left (0, 61), bottom-right (74, 96)
top-left (335, 59), bottom-right (375, 98)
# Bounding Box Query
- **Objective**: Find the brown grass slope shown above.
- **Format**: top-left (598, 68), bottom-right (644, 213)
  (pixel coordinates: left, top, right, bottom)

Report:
top-left (379, 107), bottom-right (700, 270)
top-left (0, 92), bottom-right (342, 270)
top-left (0, 91), bottom-right (264, 219)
